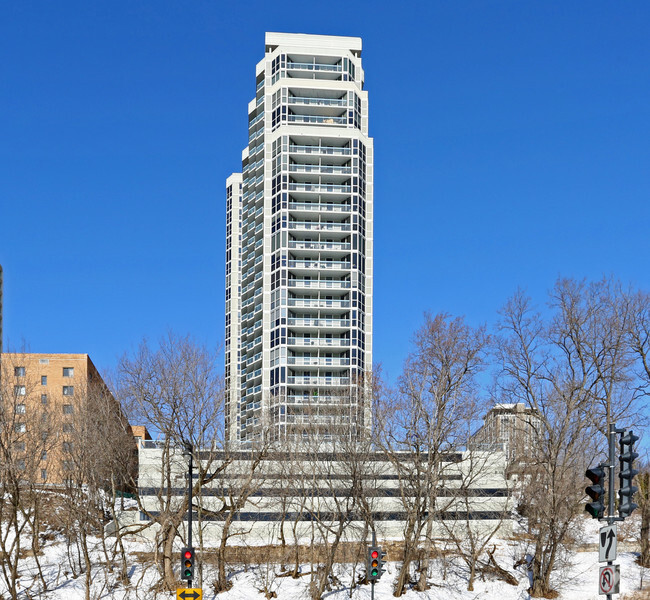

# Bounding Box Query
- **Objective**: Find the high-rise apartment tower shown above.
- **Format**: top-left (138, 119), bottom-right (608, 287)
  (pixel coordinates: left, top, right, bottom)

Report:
top-left (225, 33), bottom-right (373, 444)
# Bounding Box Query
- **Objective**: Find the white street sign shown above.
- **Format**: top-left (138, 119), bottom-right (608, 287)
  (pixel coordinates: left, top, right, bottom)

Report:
top-left (599, 524), bottom-right (617, 563)
top-left (599, 564), bottom-right (620, 595)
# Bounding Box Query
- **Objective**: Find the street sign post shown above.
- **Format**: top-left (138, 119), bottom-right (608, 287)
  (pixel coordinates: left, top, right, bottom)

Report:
top-left (599, 524), bottom-right (617, 563)
top-left (598, 565), bottom-right (620, 596)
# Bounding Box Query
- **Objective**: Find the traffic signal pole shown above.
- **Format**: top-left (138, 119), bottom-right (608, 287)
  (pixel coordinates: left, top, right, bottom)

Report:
top-left (371, 530), bottom-right (376, 600)
top-left (606, 424), bottom-right (617, 600)
top-left (186, 441), bottom-right (193, 589)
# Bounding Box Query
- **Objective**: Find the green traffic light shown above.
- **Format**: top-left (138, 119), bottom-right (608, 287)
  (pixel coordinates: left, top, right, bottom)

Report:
top-left (184, 569), bottom-right (192, 578)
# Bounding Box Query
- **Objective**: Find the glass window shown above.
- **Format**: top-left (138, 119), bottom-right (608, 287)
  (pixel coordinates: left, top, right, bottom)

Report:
top-left (62, 423), bottom-right (74, 433)
top-left (41, 394), bottom-right (48, 404)
top-left (14, 441), bottom-right (25, 452)
top-left (15, 423), bottom-right (26, 433)
top-left (14, 385), bottom-right (26, 397)
top-left (63, 386), bottom-right (74, 396)
top-left (63, 461), bottom-right (73, 471)
top-left (15, 404), bottom-right (26, 414)
top-left (41, 469), bottom-right (47, 481)
top-left (17, 459), bottom-right (26, 471)
top-left (41, 376), bottom-right (47, 386)
top-left (63, 404), bottom-right (73, 415)
top-left (63, 441), bottom-right (73, 453)
top-left (14, 367), bottom-right (25, 377)
top-left (63, 367), bottom-right (74, 378)
top-left (41, 451), bottom-right (47, 461)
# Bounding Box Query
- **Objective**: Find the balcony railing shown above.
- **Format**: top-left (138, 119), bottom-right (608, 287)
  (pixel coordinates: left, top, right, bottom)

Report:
top-left (288, 115), bottom-right (347, 125)
top-left (288, 357), bottom-right (350, 366)
top-left (287, 338), bottom-right (351, 347)
top-left (288, 318), bottom-right (351, 327)
top-left (286, 62), bottom-right (342, 72)
top-left (288, 298), bottom-right (351, 309)
top-left (288, 221), bottom-right (351, 232)
top-left (288, 280), bottom-right (351, 289)
top-left (288, 241), bottom-right (351, 251)
top-left (288, 97), bottom-right (346, 106)
top-left (289, 144), bottom-right (351, 156)
top-left (288, 202), bottom-right (351, 213)
top-left (288, 260), bottom-right (351, 270)
top-left (289, 164), bottom-right (351, 175)
top-left (289, 183), bottom-right (352, 194)
top-left (287, 376), bottom-right (350, 385)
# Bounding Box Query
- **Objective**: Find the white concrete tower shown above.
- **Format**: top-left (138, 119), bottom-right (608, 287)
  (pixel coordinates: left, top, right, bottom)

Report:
top-left (226, 32), bottom-right (373, 445)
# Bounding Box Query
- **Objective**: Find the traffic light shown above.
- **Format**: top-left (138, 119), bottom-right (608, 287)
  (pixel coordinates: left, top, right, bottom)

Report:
top-left (181, 547), bottom-right (195, 580)
top-left (367, 546), bottom-right (380, 583)
top-left (618, 430), bottom-right (639, 518)
top-left (367, 545), bottom-right (386, 583)
top-left (377, 547), bottom-right (387, 579)
top-left (585, 466), bottom-right (606, 519)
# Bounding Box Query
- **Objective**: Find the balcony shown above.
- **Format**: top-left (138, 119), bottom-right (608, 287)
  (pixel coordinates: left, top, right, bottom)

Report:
top-left (288, 241), bottom-right (351, 251)
top-left (288, 182), bottom-right (351, 194)
top-left (289, 164), bottom-right (351, 175)
top-left (288, 221), bottom-right (351, 232)
top-left (287, 96), bottom-right (346, 107)
top-left (288, 260), bottom-right (350, 270)
top-left (287, 115), bottom-right (347, 126)
top-left (288, 298), bottom-right (350, 309)
top-left (288, 357), bottom-right (350, 367)
top-left (286, 62), bottom-right (342, 72)
top-left (288, 202), bottom-right (351, 214)
top-left (288, 279), bottom-right (351, 290)
top-left (289, 144), bottom-right (351, 156)
top-left (288, 318), bottom-right (350, 328)
top-left (287, 376), bottom-right (350, 386)
top-left (288, 337), bottom-right (350, 348)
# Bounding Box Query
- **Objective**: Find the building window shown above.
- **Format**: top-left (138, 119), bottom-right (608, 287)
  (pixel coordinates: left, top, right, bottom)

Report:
top-left (63, 386), bottom-right (74, 396)
top-left (15, 404), bottom-right (26, 414)
top-left (14, 385), bottom-right (26, 397)
top-left (14, 441), bottom-right (25, 452)
top-left (63, 404), bottom-right (74, 415)
top-left (14, 367), bottom-right (25, 377)
top-left (41, 451), bottom-right (47, 461)
top-left (62, 423), bottom-right (74, 433)
top-left (15, 423), bottom-right (26, 433)
top-left (41, 394), bottom-right (48, 404)
top-left (63, 460), bottom-right (73, 471)
top-left (41, 376), bottom-right (47, 386)
top-left (63, 367), bottom-right (74, 378)
top-left (63, 442), bottom-right (73, 453)
top-left (17, 459), bottom-right (26, 471)
top-left (41, 469), bottom-right (47, 481)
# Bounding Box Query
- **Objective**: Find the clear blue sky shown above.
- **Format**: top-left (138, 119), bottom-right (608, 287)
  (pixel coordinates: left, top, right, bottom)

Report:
top-left (2, 1), bottom-right (649, 383)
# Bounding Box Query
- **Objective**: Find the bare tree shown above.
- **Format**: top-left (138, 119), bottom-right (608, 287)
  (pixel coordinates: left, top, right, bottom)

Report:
top-left (0, 353), bottom-right (59, 599)
top-left (494, 280), bottom-right (643, 597)
top-left (376, 313), bottom-right (489, 596)
top-left (116, 332), bottom-right (226, 591)
top-left (439, 448), bottom-right (510, 591)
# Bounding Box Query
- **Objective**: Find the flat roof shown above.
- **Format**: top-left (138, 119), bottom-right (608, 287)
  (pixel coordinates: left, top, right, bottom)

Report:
top-left (265, 32), bottom-right (362, 53)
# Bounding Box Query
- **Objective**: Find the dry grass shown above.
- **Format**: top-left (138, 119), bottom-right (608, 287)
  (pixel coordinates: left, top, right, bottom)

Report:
top-left (621, 590), bottom-right (650, 600)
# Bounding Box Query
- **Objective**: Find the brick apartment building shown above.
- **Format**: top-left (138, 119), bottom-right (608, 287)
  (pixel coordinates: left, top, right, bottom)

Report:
top-left (0, 353), bottom-right (136, 487)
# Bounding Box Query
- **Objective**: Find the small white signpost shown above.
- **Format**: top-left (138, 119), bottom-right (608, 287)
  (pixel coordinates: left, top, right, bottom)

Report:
top-left (599, 524), bottom-right (617, 563)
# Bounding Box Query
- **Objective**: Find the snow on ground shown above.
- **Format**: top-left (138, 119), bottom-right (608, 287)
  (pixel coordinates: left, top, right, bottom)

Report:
top-left (4, 529), bottom-right (648, 600)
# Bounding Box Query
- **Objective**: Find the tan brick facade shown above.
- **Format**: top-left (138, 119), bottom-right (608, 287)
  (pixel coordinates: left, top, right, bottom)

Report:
top-left (1, 353), bottom-right (136, 487)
